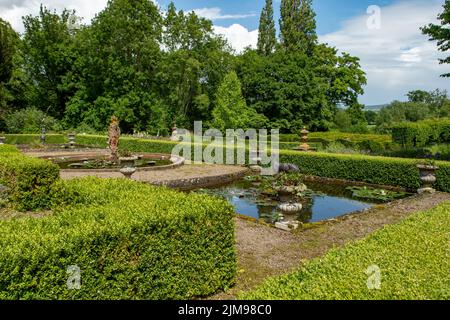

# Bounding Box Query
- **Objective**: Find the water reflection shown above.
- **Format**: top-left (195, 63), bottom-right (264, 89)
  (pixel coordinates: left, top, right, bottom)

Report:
top-left (202, 180), bottom-right (374, 224)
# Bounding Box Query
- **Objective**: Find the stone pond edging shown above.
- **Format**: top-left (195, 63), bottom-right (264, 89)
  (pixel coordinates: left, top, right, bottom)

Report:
top-left (152, 168), bottom-right (250, 190)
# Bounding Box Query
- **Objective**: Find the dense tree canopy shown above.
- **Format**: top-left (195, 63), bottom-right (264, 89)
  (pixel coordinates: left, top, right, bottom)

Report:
top-left (0, 18), bottom-right (18, 117)
top-left (0, 0), bottom-right (368, 134)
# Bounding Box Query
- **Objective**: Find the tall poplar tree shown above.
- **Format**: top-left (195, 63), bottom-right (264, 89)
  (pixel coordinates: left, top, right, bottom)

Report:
top-left (280, 0), bottom-right (317, 53)
top-left (257, 0), bottom-right (277, 55)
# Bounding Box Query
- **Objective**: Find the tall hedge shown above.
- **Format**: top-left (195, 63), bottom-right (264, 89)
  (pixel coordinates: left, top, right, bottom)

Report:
top-left (0, 178), bottom-right (237, 299)
top-left (392, 119), bottom-right (450, 147)
top-left (0, 149), bottom-right (60, 211)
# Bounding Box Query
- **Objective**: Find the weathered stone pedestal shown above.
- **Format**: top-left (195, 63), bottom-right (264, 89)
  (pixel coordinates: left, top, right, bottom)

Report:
top-left (417, 164), bottom-right (438, 194)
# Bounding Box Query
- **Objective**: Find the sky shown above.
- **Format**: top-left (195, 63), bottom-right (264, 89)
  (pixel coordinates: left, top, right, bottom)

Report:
top-left (1, 0), bottom-right (449, 106)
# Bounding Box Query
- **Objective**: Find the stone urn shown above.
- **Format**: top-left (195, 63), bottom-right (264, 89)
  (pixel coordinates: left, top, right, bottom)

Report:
top-left (417, 164), bottom-right (438, 194)
top-left (120, 167), bottom-right (136, 179)
top-left (278, 202), bottom-right (303, 214)
top-left (119, 156), bottom-right (138, 168)
top-left (0, 136), bottom-right (5, 145)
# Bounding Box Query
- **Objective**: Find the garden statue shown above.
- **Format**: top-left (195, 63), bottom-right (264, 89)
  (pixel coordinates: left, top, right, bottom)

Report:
top-left (40, 126), bottom-right (46, 144)
top-left (170, 122), bottom-right (178, 141)
top-left (108, 116), bottom-right (121, 163)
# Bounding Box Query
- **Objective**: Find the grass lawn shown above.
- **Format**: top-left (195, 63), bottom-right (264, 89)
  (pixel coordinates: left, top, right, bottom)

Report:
top-left (241, 202), bottom-right (450, 300)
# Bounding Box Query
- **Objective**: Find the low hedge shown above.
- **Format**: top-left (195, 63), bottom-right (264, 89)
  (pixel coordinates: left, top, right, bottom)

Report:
top-left (280, 132), bottom-right (392, 144)
top-left (279, 151), bottom-right (450, 192)
top-left (241, 202), bottom-right (450, 300)
top-left (5, 134), bottom-right (67, 145)
top-left (0, 149), bottom-right (59, 211)
top-left (392, 119), bottom-right (450, 147)
top-left (6, 134), bottom-right (450, 192)
top-left (0, 177), bottom-right (237, 299)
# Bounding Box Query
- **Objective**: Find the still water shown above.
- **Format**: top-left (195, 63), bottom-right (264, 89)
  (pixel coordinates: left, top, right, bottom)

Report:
top-left (200, 179), bottom-right (374, 224)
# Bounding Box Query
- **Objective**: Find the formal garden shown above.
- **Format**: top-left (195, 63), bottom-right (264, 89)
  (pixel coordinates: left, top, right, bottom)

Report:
top-left (0, 0), bottom-right (449, 301)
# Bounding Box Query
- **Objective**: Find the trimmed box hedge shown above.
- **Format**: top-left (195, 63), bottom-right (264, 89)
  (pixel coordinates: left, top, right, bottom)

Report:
top-left (0, 177), bottom-right (237, 299)
top-left (241, 202), bottom-right (450, 300)
top-left (0, 149), bottom-right (60, 211)
top-left (0, 145), bottom-right (20, 153)
top-left (279, 151), bottom-right (450, 192)
top-left (5, 134), bottom-right (67, 145)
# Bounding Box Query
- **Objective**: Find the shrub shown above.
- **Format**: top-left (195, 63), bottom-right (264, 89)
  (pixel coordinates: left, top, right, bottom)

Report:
top-left (0, 178), bottom-right (237, 299)
top-left (4, 107), bottom-right (59, 134)
top-left (0, 151), bottom-right (59, 210)
top-left (241, 202), bottom-right (450, 300)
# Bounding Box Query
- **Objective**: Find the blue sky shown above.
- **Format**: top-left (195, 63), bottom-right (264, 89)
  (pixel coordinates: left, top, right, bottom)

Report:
top-left (1, 0), bottom-right (449, 105)
top-left (157, 0), bottom-right (394, 34)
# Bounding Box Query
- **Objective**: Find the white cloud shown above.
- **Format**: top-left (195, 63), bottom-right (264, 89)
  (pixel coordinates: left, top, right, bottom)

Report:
top-left (193, 7), bottom-right (256, 20)
top-left (320, 0), bottom-right (450, 105)
top-left (213, 24), bottom-right (258, 53)
top-left (0, 0), bottom-right (108, 33)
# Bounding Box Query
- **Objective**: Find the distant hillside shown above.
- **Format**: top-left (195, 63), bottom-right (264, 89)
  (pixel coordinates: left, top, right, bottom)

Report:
top-left (364, 104), bottom-right (387, 112)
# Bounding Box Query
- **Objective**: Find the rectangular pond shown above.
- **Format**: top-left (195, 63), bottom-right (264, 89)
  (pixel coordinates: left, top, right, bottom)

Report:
top-left (195, 176), bottom-right (408, 224)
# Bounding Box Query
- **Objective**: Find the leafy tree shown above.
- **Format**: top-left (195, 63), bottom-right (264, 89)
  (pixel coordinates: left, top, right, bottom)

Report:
top-left (212, 71), bottom-right (267, 131)
top-left (364, 110), bottom-right (378, 125)
top-left (0, 18), bottom-right (19, 117)
top-left (280, 0), bottom-right (317, 53)
top-left (257, 0), bottom-right (277, 55)
top-left (22, 5), bottom-right (78, 119)
top-left (333, 109), bottom-right (352, 131)
top-left (64, 0), bottom-right (164, 132)
top-left (421, 0), bottom-right (450, 77)
top-left (4, 107), bottom-right (58, 133)
top-left (0, 19), bottom-right (17, 86)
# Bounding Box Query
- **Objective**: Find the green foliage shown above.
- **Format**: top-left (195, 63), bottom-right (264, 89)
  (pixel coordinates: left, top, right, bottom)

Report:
top-left (0, 151), bottom-right (59, 211)
top-left (391, 119), bottom-right (450, 147)
top-left (0, 19), bottom-right (17, 85)
top-left (422, 0), bottom-right (450, 77)
top-left (0, 177), bottom-right (236, 299)
top-left (212, 71), bottom-right (267, 131)
top-left (0, 144), bottom-right (19, 153)
top-left (0, 18), bottom-right (19, 116)
top-left (257, 0), bottom-right (276, 56)
top-left (376, 90), bottom-right (450, 130)
top-left (5, 134), bottom-right (67, 144)
top-left (242, 202), bottom-right (450, 300)
top-left (22, 6), bottom-right (78, 119)
top-left (364, 110), bottom-right (378, 125)
top-left (333, 110), bottom-right (352, 131)
top-left (280, 0), bottom-right (317, 53)
top-left (4, 107), bottom-right (59, 134)
top-left (237, 44), bottom-right (366, 132)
